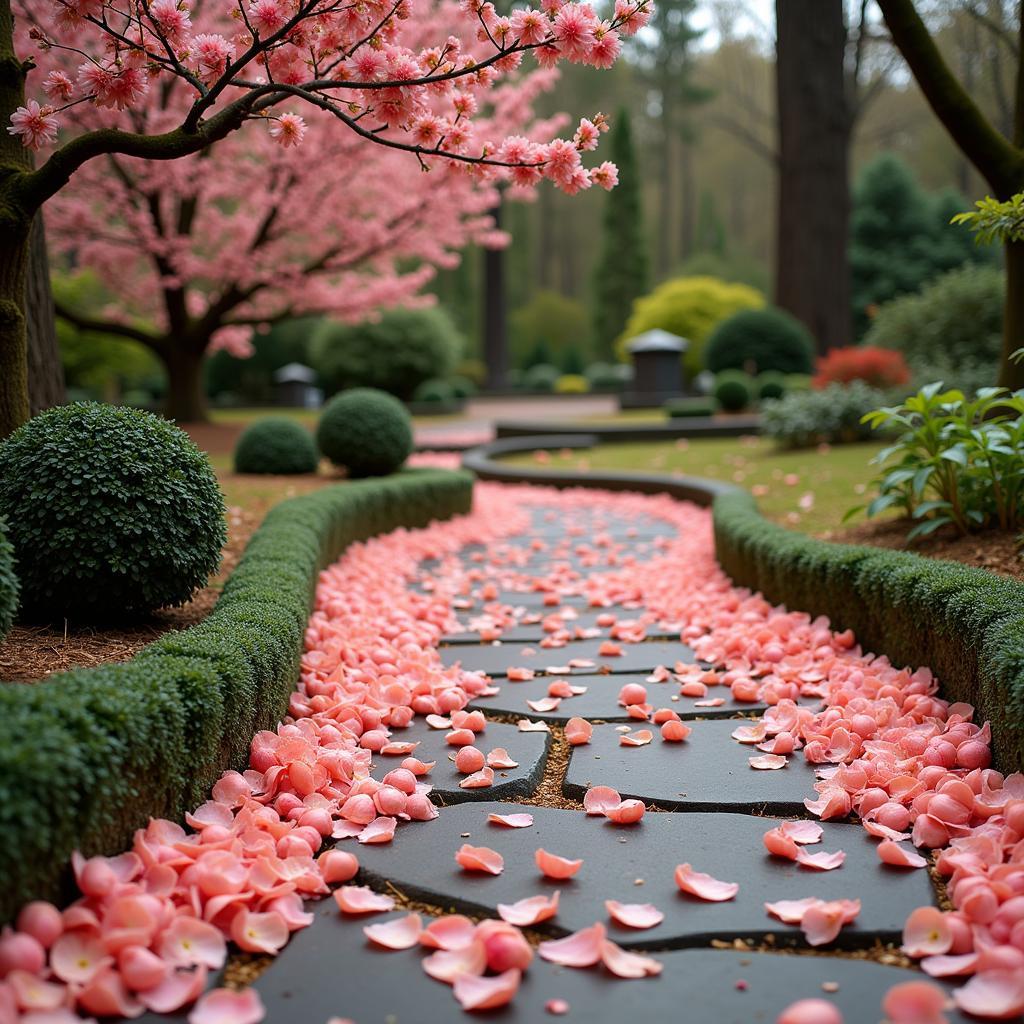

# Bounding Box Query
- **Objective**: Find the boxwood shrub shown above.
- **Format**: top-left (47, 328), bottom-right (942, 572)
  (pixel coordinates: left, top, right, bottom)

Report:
top-left (234, 417), bottom-right (318, 475)
top-left (0, 518), bottom-right (18, 640)
top-left (713, 488), bottom-right (1024, 772)
top-left (665, 397), bottom-right (718, 419)
top-left (0, 467), bottom-right (473, 921)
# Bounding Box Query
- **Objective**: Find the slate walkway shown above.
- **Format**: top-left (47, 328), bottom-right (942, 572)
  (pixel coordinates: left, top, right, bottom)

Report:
top-left (138, 499), bottom-right (978, 1024)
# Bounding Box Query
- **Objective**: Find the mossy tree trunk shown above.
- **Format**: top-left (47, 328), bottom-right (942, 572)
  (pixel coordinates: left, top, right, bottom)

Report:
top-left (0, 0), bottom-right (32, 438)
top-left (162, 343), bottom-right (209, 423)
top-left (877, 0), bottom-right (1024, 388)
top-left (26, 213), bottom-right (65, 414)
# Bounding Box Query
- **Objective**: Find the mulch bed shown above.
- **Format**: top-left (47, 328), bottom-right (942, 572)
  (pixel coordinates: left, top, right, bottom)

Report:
top-left (820, 519), bottom-right (1023, 582)
top-left (2, 491), bottom-right (285, 684)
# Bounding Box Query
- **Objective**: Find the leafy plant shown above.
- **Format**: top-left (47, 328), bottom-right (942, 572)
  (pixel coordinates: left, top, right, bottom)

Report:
top-left (0, 403), bottom-right (225, 620)
top-left (951, 193), bottom-right (1024, 246)
top-left (851, 383), bottom-right (1024, 539)
top-left (713, 370), bottom-right (755, 412)
top-left (555, 374), bottom-right (589, 394)
top-left (0, 518), bottom-right (18, 640)
top-left (665, 396), bottom-right (718, 419)
top-left (762, 382), bottom-right (886, 449)
top-left (813, 346), bottom-right (910, 390)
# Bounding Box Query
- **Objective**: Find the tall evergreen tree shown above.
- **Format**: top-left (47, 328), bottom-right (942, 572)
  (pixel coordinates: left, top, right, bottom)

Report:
top-left (591, 109), bottom-right (650, 360)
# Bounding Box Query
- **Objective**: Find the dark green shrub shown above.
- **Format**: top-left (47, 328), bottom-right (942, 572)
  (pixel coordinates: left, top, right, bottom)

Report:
top-left (0, 467), bottom-right (473, 920)
top-left (234, 417), bottom-right (318, 475)
top-left (761, 381), bottom-right (886, 448)
top-left (448, 375), bottom-right (477, 399)
top-left (316, 388), bottom-right (413, 477)
top-left (713, 369), bottom-right (755, 412)
top-left (310, 307), bottom-right (463, 400)
top-left (784, 373), bottom-right (813, 393)
top-left (665, 396), bottom-right (718, 419)
top-left (863, 265), bottom-right (1004, 386)
top-left (756, 371), bottom-right (787, 400)
top-left (0, 518), bottom-right (17, 640)
top-left (0, 403), bottom-right (225, 620)
top-left (585, 361), bottom-right (626, 392)
top-left (523, 363), bottom-right (561, 393)
top-left (705, 307), bottom-right (815, 376)
top-left (412, 378), bottom-right (456, 404)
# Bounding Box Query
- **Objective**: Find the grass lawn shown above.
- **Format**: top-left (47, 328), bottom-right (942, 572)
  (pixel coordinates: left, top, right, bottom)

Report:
top-left (502, 437), bottom-right (888, 535)
top-left (210, 406), bottom-right (467, 429)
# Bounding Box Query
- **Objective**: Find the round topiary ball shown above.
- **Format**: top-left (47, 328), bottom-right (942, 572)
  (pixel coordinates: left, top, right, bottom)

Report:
top-left (704, 307), bottom-right (815, 376)
top-left (234, 417), bottom-right (318, 475)
top-left (713, 370), bottom-right (755, 412)
top-left (0, 517), bottom-right (18, 639)
top-left (0, 403), bottom-right (226, 620)
top-left (316, 388), bottom-right (413, 477)
top-left (756, 370), bottom-right (788, 401)
top-left (412, 378), bottom-right (456, 405)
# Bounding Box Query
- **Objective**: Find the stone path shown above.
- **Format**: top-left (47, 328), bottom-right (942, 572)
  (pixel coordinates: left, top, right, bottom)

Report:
top-left (108, 490), bottom-right (1022, 1023)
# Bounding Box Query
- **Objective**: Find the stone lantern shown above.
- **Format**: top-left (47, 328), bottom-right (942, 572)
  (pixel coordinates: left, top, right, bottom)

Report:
top-left (624, 330), bottom-right (688, 407)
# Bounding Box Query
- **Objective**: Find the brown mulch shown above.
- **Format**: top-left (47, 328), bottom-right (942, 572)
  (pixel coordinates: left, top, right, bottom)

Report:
top-left (0, 472), bottom-right (332, 684)
top-left (818, 519), bottom-right (1023, 582)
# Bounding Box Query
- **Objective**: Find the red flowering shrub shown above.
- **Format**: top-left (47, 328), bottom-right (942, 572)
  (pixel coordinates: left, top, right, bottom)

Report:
top-left (813, 347), bottom-right (910, 390)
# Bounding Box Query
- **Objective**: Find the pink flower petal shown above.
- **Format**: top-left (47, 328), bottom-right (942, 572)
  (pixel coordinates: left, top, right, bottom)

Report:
top-left (188, 987), bottom-right (265, 1024)
top-left (420, 915), bottom-right (478, 950)
top-left (565, 717), bottom-right (593, 745)
top-left (920, 953), bottom-right (980, 978)
top-left (488, 813), bottom-right (534, 828)
top-left (604, 799), bottom-right (645, 824)
top-left (536, 848), bottom-right (583, 879)
top-left (765, 898), bottom-right (822, 924)
top-left (674, 863), bottom-right (739, 901)
top-left (800, 899), bottom-right (861, 946)
top-left (357, 816), bottom-right (397, 844)
top-left (882, 980), bottom-right (951, 1024)
top-left (486, 748), bottom-right (519, 769)
top-left (780, 821), bottom-right (823, 845)
top-left (749, 753), bottom-right (788, 770)
top-left (230, 909), bottom-right (289, 955)
top-left (422, 939), bottom-right (487, 983)
top-left (426, 714), bottom-right (452, 729)
top-left (456, 844), bottom-right (504, 875)
top-left (518, 719), bottom-right (551, 732)
top-left (159, 917), bottom-right (227, 969)
top-left (878, 841), bottom-right (928, 868)
top-left (137, 965), bottom-right (208, 1014)
top-left (902, 907), bottom-right (953, 958)
top-left (453, 967), bottom-right (521, 1011)
top-left (605, 900), bottom-right (664, 929)
top-left (599, 939), bottom-right (663, 978)
top-left (953, 970), bottom-right (1024, 1018)
top-left (777, 999), bottom-right (843, 1024)
top-left (538, 923), bottom-right (606, 967)
top-left (460, 766), bottom-right (495, 789)
top-left (497, 892), bottom-right (560, 926)
top-left (363, 913), bottom-right (423, 950)
top-left (528, 697), bottom-right (562, 713)
top-left (619, 730), bottom-right (653, 747)
top-left (334, 886), bottom-right (395, 914)
top-left (584, 785), bottom-right (622, 816)
top-left (794, 848), bottom-right (846, 871)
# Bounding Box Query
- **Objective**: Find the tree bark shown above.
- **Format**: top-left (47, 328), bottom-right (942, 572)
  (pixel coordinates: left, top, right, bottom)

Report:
top-left (25, 213), bottom-right (65, 415)
top-left (162, 346), bottom-right (209, 422)
top-left (774, 0), bottom-right (852, 354)
top-left (999, 238), bottom-right (1024, 390)
top-left (483, 198), bottom-right (508, 391)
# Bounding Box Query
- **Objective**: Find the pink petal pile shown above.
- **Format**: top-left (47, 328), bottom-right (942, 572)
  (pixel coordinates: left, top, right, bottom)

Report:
top-left (1, 483), bottom-right (1021, 1021)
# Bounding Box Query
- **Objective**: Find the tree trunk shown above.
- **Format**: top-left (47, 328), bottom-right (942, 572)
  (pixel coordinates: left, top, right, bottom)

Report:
top-left (483, 198), bottom-right (508, 391)
top-left (999, 238), bottom-right (1024, 391)
top-left (163, 346), bottom-right (209, 422)
top-left (774, 0), bottom-right (852, 354)
top-left (26, 212), bottom-right (65, 415)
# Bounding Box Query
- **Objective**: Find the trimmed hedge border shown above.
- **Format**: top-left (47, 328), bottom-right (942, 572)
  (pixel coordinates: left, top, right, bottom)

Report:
top-left (0, 468), bottom-right (473, 922)
top-left (464, 437), bottom-right (1024, 774)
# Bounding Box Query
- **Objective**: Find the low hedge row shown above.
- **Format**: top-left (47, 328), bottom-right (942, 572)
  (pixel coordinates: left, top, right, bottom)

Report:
top-left (0, 517), bottom-right (17, 639)
top-left (0, 468), bottom-right (473, 922)
top-left (713, 489), bottom-right (1024, 772)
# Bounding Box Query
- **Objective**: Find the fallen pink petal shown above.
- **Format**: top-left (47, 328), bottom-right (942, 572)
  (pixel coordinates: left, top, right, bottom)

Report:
top-left (674, 863), bottom-right (739, 902)
top-left (604, 900), bottom-right (664, 929)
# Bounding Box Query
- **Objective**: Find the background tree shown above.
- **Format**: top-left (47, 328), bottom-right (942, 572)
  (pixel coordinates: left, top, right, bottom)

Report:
top-left (591, 108), bottom-right (648, 359)
top-left (0, 0), bottom-right (645, 435)
top-left (876, 0), bottom-right (1024, 388)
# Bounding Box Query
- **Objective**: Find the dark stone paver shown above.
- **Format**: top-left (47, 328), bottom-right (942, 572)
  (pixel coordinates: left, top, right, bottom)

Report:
top-left (467, 670), bottom-right (821, 723)
top-left (354, 802), bottom-right (936, 950)
top-left (241, 909), bottom-right (974, 1024)
top-left (443, 610), bottom-right (679, 645)
top-left (564, 720), bottom-right (825, 814)
top-left (385, 718), bottom-right (549, 804)
top-left (440, 637), bottom-right (695, 676)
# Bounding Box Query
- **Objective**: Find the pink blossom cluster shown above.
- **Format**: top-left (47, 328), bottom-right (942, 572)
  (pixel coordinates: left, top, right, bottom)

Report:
top-left (9, 0), bottom-right (649, 196)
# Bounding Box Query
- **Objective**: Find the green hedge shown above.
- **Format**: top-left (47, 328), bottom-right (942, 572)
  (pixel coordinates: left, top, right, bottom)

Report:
top-left (0, 468), bottom-right (473, 922)
top-left (0, 517), bottom-right (17, 639)
top-left (713, 489), bottom-right (1024, 772)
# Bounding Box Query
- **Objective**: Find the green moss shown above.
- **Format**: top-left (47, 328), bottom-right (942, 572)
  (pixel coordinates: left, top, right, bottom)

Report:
top-left (0, 467), bottom-right (473, 921)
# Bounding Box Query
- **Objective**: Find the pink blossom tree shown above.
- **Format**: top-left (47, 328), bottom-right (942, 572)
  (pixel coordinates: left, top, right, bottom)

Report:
top-left (45, 51), bottom-right (567, 421)
top-left (0, 0), bottom-right (649, 436)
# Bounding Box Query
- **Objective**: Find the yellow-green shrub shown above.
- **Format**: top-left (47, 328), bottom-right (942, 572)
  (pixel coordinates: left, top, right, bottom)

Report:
top-left (618, 276), bottom-right (764, 377)
top-left (555, 374), bottom-right (589, 394)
